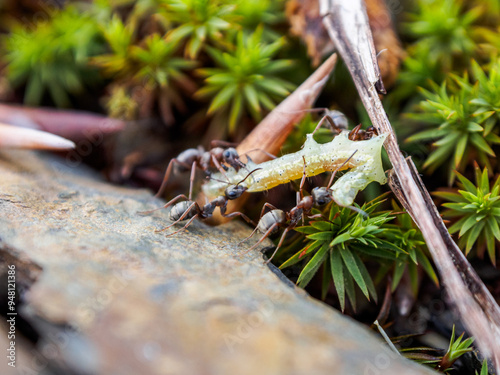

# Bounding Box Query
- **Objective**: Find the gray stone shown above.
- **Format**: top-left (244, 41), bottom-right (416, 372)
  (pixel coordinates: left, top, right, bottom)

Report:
top-left (0, 149), bottom-right (435, 375)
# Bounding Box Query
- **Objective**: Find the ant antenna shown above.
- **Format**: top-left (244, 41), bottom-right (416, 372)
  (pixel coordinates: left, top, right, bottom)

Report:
top-left (236, 168), bottom-right (263, 186)
top-left (206, 167), bottom-right (262, 187)
top-left (330, 196), bottom-right (368, 218)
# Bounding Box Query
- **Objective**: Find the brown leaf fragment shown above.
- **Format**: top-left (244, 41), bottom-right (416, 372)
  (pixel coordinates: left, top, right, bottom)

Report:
top-left (286, 0), bottom-right (334, 66)
top-left (365, 0), bottom-right (405, 88)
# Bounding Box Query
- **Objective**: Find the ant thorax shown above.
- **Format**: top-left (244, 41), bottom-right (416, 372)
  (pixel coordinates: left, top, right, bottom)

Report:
top-left (203, 130), bottom-right (388, 207)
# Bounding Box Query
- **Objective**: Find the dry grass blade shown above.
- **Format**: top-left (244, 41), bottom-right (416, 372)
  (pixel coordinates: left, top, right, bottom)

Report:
top-left (319, 0), bottom-right (500, 370)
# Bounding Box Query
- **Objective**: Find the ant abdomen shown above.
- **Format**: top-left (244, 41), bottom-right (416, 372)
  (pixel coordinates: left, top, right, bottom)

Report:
top-left (258, 210), bottom-right (286, 234)
top-left (170, 201), bottom-right (197, 222)
top-left (173, 148), bottom-right (201, 173)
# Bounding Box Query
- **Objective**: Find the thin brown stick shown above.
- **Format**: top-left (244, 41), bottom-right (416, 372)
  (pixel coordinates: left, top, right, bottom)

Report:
top-left (319, 0), bottom-right (500, 370)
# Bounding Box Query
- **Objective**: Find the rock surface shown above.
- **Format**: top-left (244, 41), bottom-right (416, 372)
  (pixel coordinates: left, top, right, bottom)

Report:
top-left (0, 150), bottom-right (435, 375)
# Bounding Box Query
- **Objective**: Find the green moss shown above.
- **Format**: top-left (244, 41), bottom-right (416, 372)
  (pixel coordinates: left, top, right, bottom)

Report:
top-left (2, 6), bottom-right (104, 107)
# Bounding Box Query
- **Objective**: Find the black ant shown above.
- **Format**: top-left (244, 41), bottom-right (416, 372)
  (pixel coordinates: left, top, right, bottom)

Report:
top-left (141, 163), bottom-right (259, 237)
top-left (284, 108), bottom-right (349, 132)
top-left (310, 114), bottom-right (378, 141)
top-left (155, 140), bottom-right (246, 198)
top-left (237, 151), bottom-right (361, 263)
top-left (348, 124), bottom-right (379, 141)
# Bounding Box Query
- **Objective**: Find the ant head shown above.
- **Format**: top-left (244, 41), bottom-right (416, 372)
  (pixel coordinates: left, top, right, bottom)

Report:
top-left (365, 126), bottom-right (378, 139)
top-left (225, 184), bottom-right (247, 200)
top-left (312, 187), bottom-right (332, 206)
top-left (222, 148), bottom-right (238, 161)
top-left (210, 167), bottom-right (260, 199)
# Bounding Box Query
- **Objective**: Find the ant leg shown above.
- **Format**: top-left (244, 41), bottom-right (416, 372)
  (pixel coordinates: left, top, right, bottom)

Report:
top-left (187, 161), bottom-right (197, 200)
top-left (155, 201), bottom-right (199, 233)
top-left (237, 225), bottom-right (260, 246)
top-left (311, 115), bottom-right (340, 136)
top-left (236, 202), bottom-right (278, 245)
top-left (217, 200), bottom-right (255, 225)
top-left (155, 158), bottom-right (192, 198)
top-left (210, 140), bottom-right (238, 148)
top-left (260, 202), bottom-right (280, 215)
top-left (164, 214), bottom-right (200, 237)
top-left (238, 223), bottom-right (279, 256)
top-left (241, 149), bottom-right (277, 160)
top-left (221, 211), bottom-right (256, 227)
top-left (264, 227), bottom-right (291, 264)
top-left (138, 194), bottom-right (189, 215)
top-left (210, 154), bottom-right (230, 181)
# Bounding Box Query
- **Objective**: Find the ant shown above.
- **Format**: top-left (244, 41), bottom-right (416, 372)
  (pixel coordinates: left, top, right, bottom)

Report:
top-left (238, 153), bottom-right (357, 263)
top-left (283, 108), bottom-right (349, 132)
top-left (141, 163), bottom-right (259, 237)
top-left (155, 140), bottom-right (246, 198)
top-left (310, 115), bottom-right (378, 141)
top-left (348, 124), bottom-right (379, 141)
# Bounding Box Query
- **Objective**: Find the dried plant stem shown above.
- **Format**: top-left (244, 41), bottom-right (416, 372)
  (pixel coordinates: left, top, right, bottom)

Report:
top-left (319, 0), bottom-right (500, 370)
